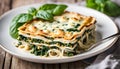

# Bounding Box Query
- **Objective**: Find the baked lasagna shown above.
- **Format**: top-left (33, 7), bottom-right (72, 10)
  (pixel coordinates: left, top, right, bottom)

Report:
top-left (16, 11), bottom-right (96, 57)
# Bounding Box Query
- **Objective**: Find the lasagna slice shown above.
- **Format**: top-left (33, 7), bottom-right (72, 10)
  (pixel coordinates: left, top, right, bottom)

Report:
top-left (16, 11), bottom-right (96, 57)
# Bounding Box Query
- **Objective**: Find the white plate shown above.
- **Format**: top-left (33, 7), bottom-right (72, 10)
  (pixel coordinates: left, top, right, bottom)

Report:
top-left (0, 3), bottom-right (119, 63)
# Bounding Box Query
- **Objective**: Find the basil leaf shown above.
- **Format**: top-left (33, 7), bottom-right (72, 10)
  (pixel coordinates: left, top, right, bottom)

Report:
top-left (17, 13), bottom-right (33, 23)
top-left (10, 14), bottom-right (33, 39)
top-left (39, 4), bottom-right (67, 15)
top-left (28, 7), bottom-right (37, 16)
top-left (86, 0), bottom-right (97, 9)
top-left (53, 4), bottom-right (68, 15)
top-left (10, 23), bottom-right (23, 39)
top-left (36, 10), bottom-right (53, 21)
top-left (39, 4), bottom-right (57, 10)
top-left (104, 1), bottom-right (120, 17)
top-left (39, 4), bottom-right (57, 14)
top-left (10, 4), bottom-right (68, 39)
top-left (9, 14), bottom-right (24, 39)
top-left (95, 0), bottom-right (108, 12)
top-left (86, 0), bottom-right (120, 17)
top-left (95, 0), bottom-right (109, 4)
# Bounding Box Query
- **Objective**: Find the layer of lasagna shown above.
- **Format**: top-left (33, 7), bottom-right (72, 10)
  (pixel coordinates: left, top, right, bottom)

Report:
top-left (16, 11), bottom-right (96, 57)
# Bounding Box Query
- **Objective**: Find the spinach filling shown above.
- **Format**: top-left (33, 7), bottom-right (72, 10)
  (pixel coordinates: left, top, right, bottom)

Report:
top-left (17, 28), bottom-right (95, 56)
top-left (63, 49), bottom-right (76, 56)
top-left (64, 51), bottom-right (75, 56)
top-left (17, 35), bottom-right (75, 47)
top-left (30, 44), bottom-right (76, 56)
top-left (66, 28), bottom-right (80, 32)
top-left (30, 44), bottom-right (49, 56)
top-left (17, 29), bottom-right (94, 47)
top-left (74, 24), bottom-right (80, 28)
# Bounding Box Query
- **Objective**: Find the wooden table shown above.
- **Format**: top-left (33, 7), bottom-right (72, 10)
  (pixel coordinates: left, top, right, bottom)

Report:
top-left (0, 0), bottom-right (90, 69)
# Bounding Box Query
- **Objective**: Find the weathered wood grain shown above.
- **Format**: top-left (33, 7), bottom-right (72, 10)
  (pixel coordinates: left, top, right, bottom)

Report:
top-left (43, 62), bottom-right (60, 69)
top-left (3, 53), bottom-right (12, 69)
top-left (0, 0), bottom-right (11, 69)
top-left (0, 48), bottom-right (5, 69)
top-left (0, 0), bottom-right (11, 15)
top-left (44, 64), bottom-right (54, 69)
top-left (54, 64), bottom-right (60, 69)
top-left (56, 0), bottom-right (76, 3)
top-left (11, 57), bottom-right (43, 69)
top-left (12, 0), bottom-right (46, 8)
top-left (44, 64), bottom-right (60, 69)
top-left (60, 63), bottom-right (68, 69)
top-left (74, 61), bottom-right (89, 69)
top-left (76, 0), bottom-right (84, 2)
top-left (68, 62), bottom-right (75, 69)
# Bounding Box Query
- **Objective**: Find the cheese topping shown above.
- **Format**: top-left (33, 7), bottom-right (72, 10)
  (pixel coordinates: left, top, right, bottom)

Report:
top-left (17, 11), bottom-right (96, 57)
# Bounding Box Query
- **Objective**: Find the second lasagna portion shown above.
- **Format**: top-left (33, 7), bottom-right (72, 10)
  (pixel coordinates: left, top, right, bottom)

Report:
top-left (17, 11), bottom-right (96, 57)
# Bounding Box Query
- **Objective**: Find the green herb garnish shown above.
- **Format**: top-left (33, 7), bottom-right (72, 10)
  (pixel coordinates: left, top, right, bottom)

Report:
top-left (10, 13), bottom-right (33, 39)
top-left (28, 7), bottom-right (37, 16)
top-left (53, 4), bottom-right (68, 15)
top-left (9, 4), bottom-right (68, 39)
top-left (36, 4), bottom-right (67, 21)
top-left (36, 10), bottom-right (54, 21)
top-left (86, 0), bottom-right (120, 17)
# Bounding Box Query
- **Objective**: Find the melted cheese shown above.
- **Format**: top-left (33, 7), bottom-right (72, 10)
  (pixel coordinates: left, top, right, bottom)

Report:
top-left (18, 11), bottom-right (96, 40)
top-left (17, 11), bottom-right (96, 57)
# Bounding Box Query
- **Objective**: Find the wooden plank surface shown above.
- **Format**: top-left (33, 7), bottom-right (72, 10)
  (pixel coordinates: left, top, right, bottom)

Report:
top-left (0, 0), bottom-right (88, 69)
top-left (0, 48), bottom-right (5, 69)
top-left (0, 0), bottom-right (11, 69)
top-left (11, 57), bottom-right (43, 69)
top-left (76, 0), bottom-right (84, 2)
top-left (12, 0), bottom-right (46, 8)
top-left (56, 0), bottom-right (76, 3)
top-left (3, 53), bottom-right (12, 69)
